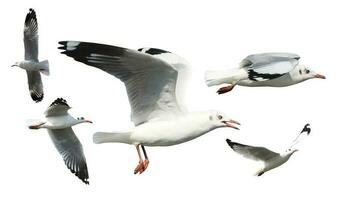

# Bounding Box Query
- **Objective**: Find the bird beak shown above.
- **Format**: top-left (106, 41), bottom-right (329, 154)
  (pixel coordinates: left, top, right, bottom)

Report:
top-left (222, 119), bottom-right (240, 130)
top-left (314, 74), bottom-right (326, 79)
top-left (85, 120), bottom-right (93, 124)
top-left (11, 64), bottom-right (17, 67)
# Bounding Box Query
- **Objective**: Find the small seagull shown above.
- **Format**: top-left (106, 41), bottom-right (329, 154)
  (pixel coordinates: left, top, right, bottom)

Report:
top-left (12, 8), bottom-right (49, 102)
top-left (205, 53), bottom-right (325, 94)
top-left (58, 41), bottom-right (240, 175)
top-left (226, 124), bottom-right (311, 176)
top-left (28, 98), bottom-right (93, 184)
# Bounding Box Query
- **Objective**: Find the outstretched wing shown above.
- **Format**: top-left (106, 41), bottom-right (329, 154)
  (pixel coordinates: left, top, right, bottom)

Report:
top-left (289, 124), bottom-right (311, 149)
top-left (226, 139), bottom-right (279, 162)
top-left (240, 53), bottom-right (300, 81)
top-left (44, 98), bottom-right (71, 117)
top-left (59, 41), bottom-right (185, 125)
top-left (27, 71), bottom-right (43, 102)
top-left (24, 8), bottom-right (38, 61)
top-left (48, 128), bottom-right (89, 184)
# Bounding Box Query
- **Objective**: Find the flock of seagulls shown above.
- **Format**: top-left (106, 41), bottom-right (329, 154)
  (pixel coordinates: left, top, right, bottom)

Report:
top-left (12, 9), bottom-right (324, 184)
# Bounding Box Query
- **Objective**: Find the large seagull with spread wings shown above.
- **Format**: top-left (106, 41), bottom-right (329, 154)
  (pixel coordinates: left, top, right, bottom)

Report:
top-left (58, 41), bottom-right (240, 174)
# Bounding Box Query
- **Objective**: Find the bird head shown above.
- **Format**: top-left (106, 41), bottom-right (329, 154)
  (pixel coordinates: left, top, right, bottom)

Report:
top-left (291, 65), bottom-right (326, 82)
top-left (286, 148), bottom-right (299, 155)
top-left (209, 111), bottom-right (240, 130)
top-left (76, 117), bottom-right (93, 124)
top-left (11, 61), bottom-right (20, 67)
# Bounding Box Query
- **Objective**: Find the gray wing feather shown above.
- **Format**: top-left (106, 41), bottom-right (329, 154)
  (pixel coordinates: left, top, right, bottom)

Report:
top-left (44, 102), bottom-right (71, 117)
top-left (24, 8), bottom-right (38, 61)
top-left (58, 41), bottom-right (181, 125)
top-left (226, 139), bottom-right (279, 162)
top-left (26, 71), bottom-right (43, 102)
top-left (48, 128), bottom-right (89, 184)
top-left (240, 53), bottom-right (300, 80)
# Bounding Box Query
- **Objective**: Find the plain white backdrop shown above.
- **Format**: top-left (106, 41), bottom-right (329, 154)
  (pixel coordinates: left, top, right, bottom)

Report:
top-left (1, 0), bottom-right (342, 199)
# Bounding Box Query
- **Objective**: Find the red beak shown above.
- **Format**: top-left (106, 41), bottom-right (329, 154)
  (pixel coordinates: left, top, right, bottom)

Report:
top-left (223, 119), bottom-right (240, 130)
top-left (314, 74), bottom-right (326, 79)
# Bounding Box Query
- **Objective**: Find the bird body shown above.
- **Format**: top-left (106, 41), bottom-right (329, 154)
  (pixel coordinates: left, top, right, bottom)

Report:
top-left (94, 111), bottom-right (228, 146)
top-left (15, 60), bottom-right (49, 75)
top-left (258, 152), bottom-right (294, 176)
top-left (37, 115), bottom-right (85, 129)
top-left (205, 53), bottom-right (325, 94)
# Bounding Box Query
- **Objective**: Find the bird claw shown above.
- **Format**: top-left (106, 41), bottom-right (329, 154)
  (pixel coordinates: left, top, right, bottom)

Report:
top-left (217, 85), bottom-right (234, 94)
top-left (134, 159), bottom-right (149, 174)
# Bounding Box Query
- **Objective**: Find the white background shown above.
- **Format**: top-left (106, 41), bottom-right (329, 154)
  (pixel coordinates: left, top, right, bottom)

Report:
top-left (1, 0), bottom-right (342, 199)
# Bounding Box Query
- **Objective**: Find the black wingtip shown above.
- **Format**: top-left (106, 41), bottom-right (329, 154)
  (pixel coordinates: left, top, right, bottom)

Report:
top-left (25, 8), bottom-right (37, 23)
top-left (49, 98), bottom-right (69, 107)
top-left (226, 139), bottom-right (234, 148)
top-left (30, 92), bottom-right (43, 102)
top-left (301, 123), bottom-right (311, 135)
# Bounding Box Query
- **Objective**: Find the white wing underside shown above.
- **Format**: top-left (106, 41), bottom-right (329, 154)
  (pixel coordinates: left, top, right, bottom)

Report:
top-left (228, 140), bottom-right (280, 162)
top-left (59, 41), bottom-right (189, 125)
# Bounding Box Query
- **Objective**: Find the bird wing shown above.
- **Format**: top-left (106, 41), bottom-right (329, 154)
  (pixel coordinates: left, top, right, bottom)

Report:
top-left (240, 53), bottom-right (300, 81)
top-left (24, 8), bottom-right (38, 61)
top-left (226, 139), bottom-right (279, 162)
top-left (44, 98), bottom-right (71, 117)
top-left (48, 128), bottom-right (89, 184)
top-left (289, 124), bottom-right (311, 149)
top-left (59, 41), bottom-right (186, 125)
top-left (26, 71), bottom-right (43, 102)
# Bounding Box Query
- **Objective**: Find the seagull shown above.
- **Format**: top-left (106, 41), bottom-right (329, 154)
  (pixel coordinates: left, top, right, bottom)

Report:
top-left (226, 124), bottom-right (311, 176)
top-left (58, 41), bottom-right (240, 174)
top-left (28, 98), bottom-right (93, 184)
top-left (205, 53), bottom-right (325, 94)
top-left (12, 8), bottom-right (49, 102)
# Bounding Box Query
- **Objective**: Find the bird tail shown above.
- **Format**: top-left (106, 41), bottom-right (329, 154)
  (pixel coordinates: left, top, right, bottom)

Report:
top-left (93, 131), bottom-right (132, 144)
top-left (205, 69), bottom-right (247, 86)
top-left (38, 60), bottom-right (50, 76)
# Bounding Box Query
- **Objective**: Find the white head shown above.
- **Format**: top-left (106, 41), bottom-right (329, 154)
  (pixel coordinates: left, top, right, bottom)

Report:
top-left (207, 111), bottom-right (240, 130)
top-left (290, 65), bottom-right (326, 83)
top-left (285, 148), bottom-right (299, 156)
top-left (76, 117), bottom-right (93, 125)
top-left (11, 61), bottom-right (21, 68)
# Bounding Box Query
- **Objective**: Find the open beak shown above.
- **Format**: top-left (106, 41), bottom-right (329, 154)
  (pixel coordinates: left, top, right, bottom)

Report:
top-left (85, 120), bottom-right (93, 124)
top-left (222, 119), bottom-right (240, 130)
top-left (314, 74), bottom-right (326, 79)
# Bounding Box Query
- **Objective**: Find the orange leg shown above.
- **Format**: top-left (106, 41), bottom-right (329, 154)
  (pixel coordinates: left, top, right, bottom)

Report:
top-left (217, 85), bottom-right (235, 94)
top-left (28, 122), bottom-right (46, 129)
top-left (134, 145), bottom-right (150, 174)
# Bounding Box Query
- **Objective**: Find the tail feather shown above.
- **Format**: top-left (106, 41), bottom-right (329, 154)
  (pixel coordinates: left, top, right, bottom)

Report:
top-left (205, 69), bottom-right (247, 86)
top-left (38, 60), bottom-right (49, 75)
top-left (93, 131), bottom-right (132, 144)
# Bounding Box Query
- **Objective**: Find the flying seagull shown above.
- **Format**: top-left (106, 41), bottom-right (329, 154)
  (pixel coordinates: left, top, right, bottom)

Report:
top-left (226, 124), bottom-right (311, 176)
top-left (28, 98), bottom-right (93, 184)
top-left (12, 8), bottom-right (49, 102)
top-left (58, 41), bottom-right (240, 174)
top-left (205, 53), bottom-right (325, 94)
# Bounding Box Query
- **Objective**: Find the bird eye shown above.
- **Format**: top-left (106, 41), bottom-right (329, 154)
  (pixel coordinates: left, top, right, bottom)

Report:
top-left (81, 117), bottom-right (85, 120)
top-left (305, 69), bottom-right (310, 74)
top-left (218, 115), bottom-right (223, 120)
top-left (299, 70), bottom-right (302, 75)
